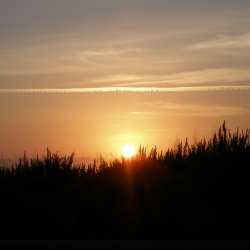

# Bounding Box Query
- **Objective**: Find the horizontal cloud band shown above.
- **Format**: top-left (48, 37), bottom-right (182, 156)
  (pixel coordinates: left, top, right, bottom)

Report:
top-left (1, 86), bottom-right (250, 94)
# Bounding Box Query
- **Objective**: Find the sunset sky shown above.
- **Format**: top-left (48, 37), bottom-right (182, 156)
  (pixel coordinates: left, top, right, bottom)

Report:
top-left (1, 0), bottom-right (250, 159)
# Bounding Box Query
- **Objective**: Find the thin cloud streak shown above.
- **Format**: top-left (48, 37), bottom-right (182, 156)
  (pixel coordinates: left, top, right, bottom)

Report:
top-left (1, 86), bottom-right (250, 94)
top-left (146, 101), bottom-right (250, 117)
top-left (128, 112), bottom-right (154, 115)
top-left (91, 68), bottom-right (250, 87)
top-left (189, 33), bottom-right (250, 50)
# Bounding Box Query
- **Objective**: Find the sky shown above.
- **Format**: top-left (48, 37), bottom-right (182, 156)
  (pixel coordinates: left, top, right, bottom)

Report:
top-left (1, 0), bottom-right (250, 160)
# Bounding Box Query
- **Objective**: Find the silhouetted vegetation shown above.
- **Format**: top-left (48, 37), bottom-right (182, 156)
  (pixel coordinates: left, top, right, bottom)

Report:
top-left (0, 121), bottom-right (250, 239)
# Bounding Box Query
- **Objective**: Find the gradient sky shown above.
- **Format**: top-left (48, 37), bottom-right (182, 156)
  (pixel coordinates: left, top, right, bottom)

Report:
top-left (1, 0), bottom-right (250, 159)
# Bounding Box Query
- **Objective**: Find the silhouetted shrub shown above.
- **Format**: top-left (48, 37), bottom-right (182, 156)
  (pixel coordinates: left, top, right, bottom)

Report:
top-left (0, 121), bottom-right (250, 240)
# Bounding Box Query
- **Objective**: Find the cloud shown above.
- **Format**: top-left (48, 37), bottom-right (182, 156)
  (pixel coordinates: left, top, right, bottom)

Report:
top-left (111, 124), bottom-right (124, 128)
top-left (88, 67), bottom-right (250, 87)
top-left (1, 1), bottom-right (250, 90)
top-left (146, 101), bottom-right (250, 117)
top-left (188, 33), bottom-right (250, 50)
top-left (80, 48), bottom-right (148, 57)
top-left (126, 112), bottom-right (155, 118)
top-left (147, 128), bottom-right (170, 132)
top-left (1, 86), bottom-right (250, 94)
top-left (128, 112), bottom-right (154, 115)
top-left (90, 74), bottom-right (144, 84)
top-left (108, 133), bottom-right (145, 141)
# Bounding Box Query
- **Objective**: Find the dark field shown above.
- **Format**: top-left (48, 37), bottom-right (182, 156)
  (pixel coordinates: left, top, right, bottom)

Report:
top-left (0, 121), bottom-right (250, 240)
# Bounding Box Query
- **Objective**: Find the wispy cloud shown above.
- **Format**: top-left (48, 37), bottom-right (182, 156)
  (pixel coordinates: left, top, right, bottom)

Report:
top-left (189, 33), bottom-right (250, 50)
top-left (147, 128), bottom-right (170, 132)
top-left (90, 74), bottom-right (144, 84)
top-left (112, 124), bottom-right (124, 128)
top-left (107, 133), bottom-right (145, 141)
top-left (1, 86), bottom-right (250, 94)
top-left (127, 112), bottom-right (154, 115)
top-left (1, 1), bottom-right (250, 90)
top-left (88, 67), bottom-right (250, 87)
top-left (146, 101), bottom-right (250, 117)
top-left (80, 48), bottom-right (148, 57)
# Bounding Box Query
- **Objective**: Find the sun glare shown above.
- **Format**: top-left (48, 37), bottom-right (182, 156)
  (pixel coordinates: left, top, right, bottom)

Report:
top-left (122, 144), bottom-right (135, 157)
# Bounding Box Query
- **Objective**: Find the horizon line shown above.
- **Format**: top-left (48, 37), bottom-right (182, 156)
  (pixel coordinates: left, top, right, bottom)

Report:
top-left (1, 86), bottom-right (250, 93)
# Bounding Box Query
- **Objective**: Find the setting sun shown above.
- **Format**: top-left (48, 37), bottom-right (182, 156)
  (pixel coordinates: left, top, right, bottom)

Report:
top-left (122, 144), bottom-right (135, 157)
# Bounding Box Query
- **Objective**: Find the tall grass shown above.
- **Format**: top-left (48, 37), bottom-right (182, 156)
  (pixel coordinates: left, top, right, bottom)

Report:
top-left (0, 121), bottom-right (250, 240)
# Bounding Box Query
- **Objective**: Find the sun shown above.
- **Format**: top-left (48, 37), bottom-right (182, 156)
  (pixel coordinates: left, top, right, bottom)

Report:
top-left (122, 144), bottom-right (135, 157)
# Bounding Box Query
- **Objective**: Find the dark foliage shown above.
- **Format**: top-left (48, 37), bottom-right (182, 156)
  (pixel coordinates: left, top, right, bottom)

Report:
top-left (0, 121), bottom-right (249, 239)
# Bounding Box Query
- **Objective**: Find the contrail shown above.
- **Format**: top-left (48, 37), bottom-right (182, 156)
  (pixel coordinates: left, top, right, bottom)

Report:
top-left (1, 86), bottom-right (250, 93)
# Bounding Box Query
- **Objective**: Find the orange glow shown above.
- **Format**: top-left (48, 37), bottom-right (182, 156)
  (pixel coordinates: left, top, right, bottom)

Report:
top-left (122, 145), bottom-right (135, 157)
